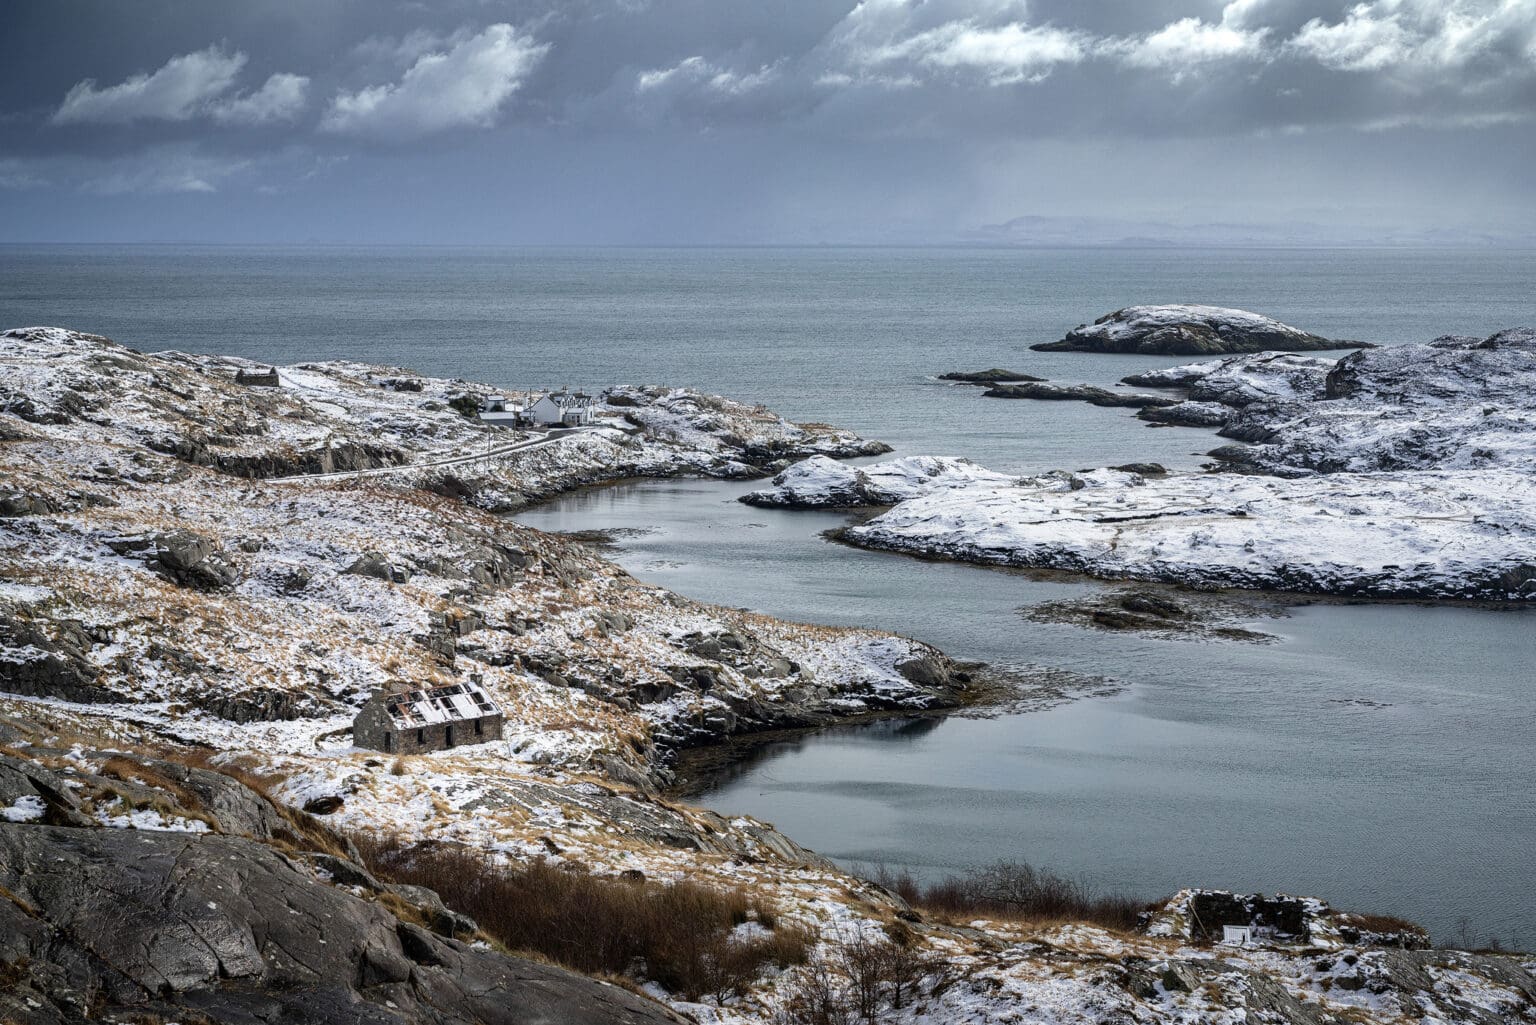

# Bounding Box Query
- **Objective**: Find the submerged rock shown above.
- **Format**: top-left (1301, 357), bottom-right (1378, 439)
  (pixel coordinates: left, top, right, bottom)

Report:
top-left (1031, 305), bottom-right (1366, 355)
top-left (1023, 586), bottom-right (1285, 643)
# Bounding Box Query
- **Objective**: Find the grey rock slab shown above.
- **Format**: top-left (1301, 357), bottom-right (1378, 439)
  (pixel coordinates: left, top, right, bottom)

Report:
top-left (0, 824), bottom-right (685, 1025)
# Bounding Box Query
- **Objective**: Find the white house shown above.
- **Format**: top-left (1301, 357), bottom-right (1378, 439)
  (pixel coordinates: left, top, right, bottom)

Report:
top-left (526, 390), bottom-right (595, 427)
top-left (480, 394), bottom-right (509, 413)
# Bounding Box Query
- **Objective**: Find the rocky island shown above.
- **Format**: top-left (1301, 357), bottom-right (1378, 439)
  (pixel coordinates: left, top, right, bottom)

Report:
top-left (2, 326), bottom-right (1532, 1024)
top-left (1030, 304), bottom-right (1370, 355)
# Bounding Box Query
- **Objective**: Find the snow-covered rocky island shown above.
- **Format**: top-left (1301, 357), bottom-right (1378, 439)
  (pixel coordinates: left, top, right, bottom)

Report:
top-left (1030, 304), bottom-right (1370, 355)
top-left (3, 327), bottom-right (1532, 1025)
top-left (761, 327), bottom-right (1536, 602)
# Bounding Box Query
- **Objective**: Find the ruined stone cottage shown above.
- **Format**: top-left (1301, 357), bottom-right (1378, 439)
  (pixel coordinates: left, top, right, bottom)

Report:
top-left (234, 367), bottom-right (281, 387)
top-left (353, 681), bottom-right (504, 755)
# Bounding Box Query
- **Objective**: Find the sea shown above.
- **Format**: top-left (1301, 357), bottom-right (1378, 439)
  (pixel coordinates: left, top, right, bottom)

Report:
top-left (3, 243), bottom-right (1533, 943)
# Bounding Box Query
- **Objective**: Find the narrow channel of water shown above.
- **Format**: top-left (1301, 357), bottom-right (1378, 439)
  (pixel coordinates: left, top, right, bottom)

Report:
top-left (518, 474), bottom-right (1536, 946)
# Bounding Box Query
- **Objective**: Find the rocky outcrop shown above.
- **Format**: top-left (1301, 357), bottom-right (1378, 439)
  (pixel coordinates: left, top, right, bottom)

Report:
top-left (1124, 351), bottom-right (1335, 406)
top-left (1125, 329), bottom-right (1536, 475)
top-left (0, 614), bottom-right (116, 704)
top-left (938, 368), bottom-right (1045, 384)
top-left (980, 381), bottom-right (1181, 408)
top-left (1031, 305), bottom-right (1367, 355)
top-left (0, 824), bottom-right (683, 1025)
top-left (0, 329), bottom-right (889, 507)
top-left (741, 454), bottom-right (1013, 509)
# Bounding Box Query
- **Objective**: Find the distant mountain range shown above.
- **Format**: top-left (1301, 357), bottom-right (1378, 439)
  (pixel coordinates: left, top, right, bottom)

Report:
top-left (962, 214), bottom-right (1536, 248)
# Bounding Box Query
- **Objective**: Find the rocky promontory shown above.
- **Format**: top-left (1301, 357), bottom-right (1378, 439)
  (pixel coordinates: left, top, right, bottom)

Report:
top-left (1030, 304), bottom-right (1369, 355)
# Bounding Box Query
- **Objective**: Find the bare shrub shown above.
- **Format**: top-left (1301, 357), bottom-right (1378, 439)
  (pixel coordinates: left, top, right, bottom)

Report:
top-left (870, 860), bottom-right (1149, 931)
top-left (354, 833), bottom-right (809, 1003)
top-left (775, 930), bottom-right (949, 1025)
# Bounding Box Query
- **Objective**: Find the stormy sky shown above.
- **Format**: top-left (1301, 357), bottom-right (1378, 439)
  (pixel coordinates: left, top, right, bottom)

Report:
top-left (2, 0), bottom-right (1533, 244)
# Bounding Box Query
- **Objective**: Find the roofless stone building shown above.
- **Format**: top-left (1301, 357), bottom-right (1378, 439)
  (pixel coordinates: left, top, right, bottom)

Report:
top-left (353, 681), bottom-right (504, 755)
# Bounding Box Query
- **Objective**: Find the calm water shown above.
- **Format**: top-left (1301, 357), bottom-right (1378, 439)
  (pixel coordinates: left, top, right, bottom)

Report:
top-left (4, 244), bottom-right (1533, 942)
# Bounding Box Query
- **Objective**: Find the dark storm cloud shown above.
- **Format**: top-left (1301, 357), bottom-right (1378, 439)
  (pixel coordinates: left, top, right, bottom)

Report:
top-left (0, 0), bottom-right (1532, 240)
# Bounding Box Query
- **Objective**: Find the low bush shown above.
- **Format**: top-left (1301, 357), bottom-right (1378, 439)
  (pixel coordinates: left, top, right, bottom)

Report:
top-left (774, 929), bottom-right (950, 1025)
top-left (355, 834), bottom-right (810, 1003)
top-left (870, 860), bottom-right (1149, 932)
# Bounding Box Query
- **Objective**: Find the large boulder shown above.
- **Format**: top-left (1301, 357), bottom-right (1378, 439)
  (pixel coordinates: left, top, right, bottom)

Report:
top-left (1032, 305), bottom-right (1367, 355)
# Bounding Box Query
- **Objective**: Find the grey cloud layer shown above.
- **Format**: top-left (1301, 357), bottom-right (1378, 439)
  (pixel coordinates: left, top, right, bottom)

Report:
top-left (25, 0), bottom-right (1536, 146)
top-left (0, 0), bottom-right (1531, 243)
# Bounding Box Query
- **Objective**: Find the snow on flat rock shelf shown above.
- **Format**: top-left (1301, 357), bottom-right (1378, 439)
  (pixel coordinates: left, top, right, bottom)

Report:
top-left (844, 466), bottom-right (1536, 599)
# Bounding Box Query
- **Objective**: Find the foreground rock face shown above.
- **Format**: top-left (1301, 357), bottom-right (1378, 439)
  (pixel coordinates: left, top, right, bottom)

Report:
top-left (0, 824), bottom-right (683, 1025)
top-left (1031, 304), bottom-right (1366, 355)
top-left (1, 730), bottom-right (1530, 1025)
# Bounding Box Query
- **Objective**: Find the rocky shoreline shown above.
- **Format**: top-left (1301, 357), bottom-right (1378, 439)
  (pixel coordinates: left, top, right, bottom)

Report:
top-left (2, 325), bottom-right (1532, 1024)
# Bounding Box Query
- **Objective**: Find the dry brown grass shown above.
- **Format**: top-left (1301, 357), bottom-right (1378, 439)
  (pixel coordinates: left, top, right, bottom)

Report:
top-left (174, 748), bottom-right (353, 859)
top-left (355, 833), bottom-right (811, 1003)
top-left (1345, 912), bottom-right (1424, 934)
top-left (869, 861), bottom-right (1151, 933)
top-left (98, 756), bottom-right (203, 812)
